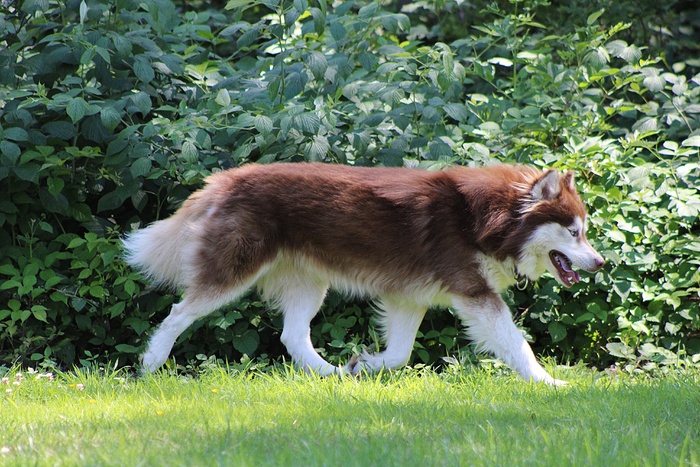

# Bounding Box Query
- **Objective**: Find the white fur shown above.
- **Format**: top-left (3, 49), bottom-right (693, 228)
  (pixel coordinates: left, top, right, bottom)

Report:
top-left (518, 217), bottom-right (603, 284)
top-left (452, 296), bottom-right (566, 385)
top-left (256, 257), bottom-right (337, 375)
top-left (123, 215), bottom-right (200, 289)
top-left (256, 254), bottom-right (450, 375)
top-left (477, 253), bottom-right (517, 292)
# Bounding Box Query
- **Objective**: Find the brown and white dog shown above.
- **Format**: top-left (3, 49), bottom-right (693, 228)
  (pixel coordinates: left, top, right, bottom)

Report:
top-left (123, 163), bottom-right (604, 385)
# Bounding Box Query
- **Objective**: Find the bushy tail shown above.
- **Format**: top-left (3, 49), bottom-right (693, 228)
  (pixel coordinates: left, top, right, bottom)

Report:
top-left (122, 198), bottom-right (206, 290)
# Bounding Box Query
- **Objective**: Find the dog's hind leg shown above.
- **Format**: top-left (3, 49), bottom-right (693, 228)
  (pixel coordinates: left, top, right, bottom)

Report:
top-left (264, 274), bottom-right (336, 376)
top-left (141, 285), bottom-right (250, 373)
top-left (453, 295), bottom-right (566, 386)
top-left (347, 297), bottom-right (426, 375)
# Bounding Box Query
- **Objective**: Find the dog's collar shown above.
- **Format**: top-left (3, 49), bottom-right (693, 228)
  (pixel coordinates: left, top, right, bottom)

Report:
top-left (515, 274), bottom-right (529, 290)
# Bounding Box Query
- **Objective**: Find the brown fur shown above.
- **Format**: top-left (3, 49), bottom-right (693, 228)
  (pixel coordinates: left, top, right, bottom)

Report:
top-left (175, 163), bottom-right (585, 298)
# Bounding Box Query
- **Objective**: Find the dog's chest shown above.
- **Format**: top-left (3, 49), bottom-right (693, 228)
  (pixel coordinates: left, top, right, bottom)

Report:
top-left (475, 253), bottom-right (517, 293)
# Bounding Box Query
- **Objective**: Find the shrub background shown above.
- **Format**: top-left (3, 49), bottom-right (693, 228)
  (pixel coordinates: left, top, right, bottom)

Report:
top-left (1, 0), bottom-right (699, 371)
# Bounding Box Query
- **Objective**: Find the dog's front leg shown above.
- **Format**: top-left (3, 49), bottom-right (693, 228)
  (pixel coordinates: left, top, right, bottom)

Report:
top-left (452, 295), bottom-right (566, 386)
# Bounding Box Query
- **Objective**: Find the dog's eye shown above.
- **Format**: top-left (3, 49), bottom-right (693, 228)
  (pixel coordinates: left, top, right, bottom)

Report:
top-left (568, 229), bottom-right (579, 237)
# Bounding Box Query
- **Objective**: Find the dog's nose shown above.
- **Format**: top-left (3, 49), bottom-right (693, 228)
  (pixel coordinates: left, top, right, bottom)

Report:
top-left (593, 256), bottom-right (605, 271)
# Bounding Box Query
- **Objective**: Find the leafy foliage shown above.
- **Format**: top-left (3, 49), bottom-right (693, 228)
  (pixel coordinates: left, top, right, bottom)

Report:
top-left (0, 0), bottom-right (698, 372)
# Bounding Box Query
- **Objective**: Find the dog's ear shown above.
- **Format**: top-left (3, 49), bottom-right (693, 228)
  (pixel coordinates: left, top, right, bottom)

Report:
top-left (562, 171), bottom-right (575, 191)
top-left (530, 169), bottom-right (561, 201)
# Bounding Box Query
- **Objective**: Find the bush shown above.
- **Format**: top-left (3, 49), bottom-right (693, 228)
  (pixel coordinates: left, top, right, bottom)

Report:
top-left (0, 0), bottom-right (698, 371)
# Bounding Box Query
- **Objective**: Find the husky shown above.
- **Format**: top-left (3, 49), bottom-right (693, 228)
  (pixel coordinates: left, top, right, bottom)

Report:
top-left (123, 163), bottom-right (604, 385)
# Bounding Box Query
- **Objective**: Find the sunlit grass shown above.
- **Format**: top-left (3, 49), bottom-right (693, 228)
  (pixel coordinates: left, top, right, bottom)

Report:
top-left (1, 364), bottom-right (698, 466)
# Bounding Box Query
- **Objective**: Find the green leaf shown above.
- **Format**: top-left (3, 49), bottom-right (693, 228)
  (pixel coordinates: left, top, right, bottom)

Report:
top-left (681, 136), bottom-right (700, 147)
top-left (0, 264), bottom-right (18, 275)
top-left (488, 57), bottom-right (513, 67)
top-left (82, 115), bottom-right (110, 143)
top-left (215, 89), bottom-right (231, 106)
top-left (293, 112), bottom-right (320, 134)
top-left (32, 305), bottom-right (48, 323)
top-left (358, 51), bottom-right (378, 71)
top-left (111, 34), bottom-right (132, 56)
top-left (284, 71), bottom-right (308, 99)
top-left (606, 342), bottom-right (635, 359)
top-left (131, 190), bottom-right (147, 211)
top-left (330, 20), bottom-right (346, 41)
top-left (123, 318), bottom-right (149, 336)
top-left (285, 7), bottom-right (301, 26)
top-left (225, 0), bottom-right (258, 10)
top-left (306, 135), bottom-right (330, 161)
top-left (0, 141), bottom-right (21, 163)
top-left (358, 2), bottom-right (378, 18)
top-left (377, 148), bottom-right (404, 167)
top-left (428, 141), bottom-right (452, 160)
top-left (642, 74), bottom-right (665, 92)
top-left (115, 343), bottom-right (140, 353)
top-left (13, 164), bottom-right (40, 183)
top-left (80, 49), bottom-right (95, 67)
top-left (133, 56), bottom-right (155, 83)
top-left (3, 127), bottom-right (29, 142)
top-left (310, 7), bottom-right (325, 35)
top-left (232, 143), bottom-right (253, 162)
top-left (608, 230), bottom-right (626, 243)
top-left (100, 106), bottom-right (122, 131)
top-left (127, 91), bottom-right (152, 116)
top-left (254, 115), bottom-right (273, 134)
top-left (586, 9), bottom-right (604, 25)
top-left (66, 97), bottom-right (91, 123)
top-left (304, 51), bottom-right (328, 80)
top-left (620, 44), bottom-right (641, 64)
top-left (0, 280), bottom-right (21, 291)
top-left (97, 191), bottom-right (124, 213)
top-left (130, 157), bottom-right (152, 178)
top-left (71, 298), bottom-right (86, 312)
top-left (47, 176), bottom-right (65, 196)
top-left (181, 141), bottom-right (199, 163)
top-left (89, 285), bottom-right (104, 298)
top-left (237, 26), bottom-right (260, 48)
top-left (548, 322), bottom-right (567, 343)
top-left (79, 0), bottom-right (88, 24)
top-left (232, 329), bottom-right (260, 355)
top-left (632, 116), bottom-right (657, 133)
top-left (43, 121), bottom-right (77, 140)
top-left (443, 104), bottom-right (468, 122)
top-left (584, 47), bottom-right (609, 67)
top-left (67, 238), bottom-right (86, 248)
top-left (0, 201), bottom-right (19, 214)
top-left (124, 279), bottom-right (137, 295)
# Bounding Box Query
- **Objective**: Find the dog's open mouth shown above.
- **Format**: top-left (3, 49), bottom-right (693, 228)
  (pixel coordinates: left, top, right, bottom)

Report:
top-left (549, 250), bottom-right (580, 287)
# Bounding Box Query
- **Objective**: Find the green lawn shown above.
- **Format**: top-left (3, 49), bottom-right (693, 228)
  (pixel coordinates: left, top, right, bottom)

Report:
top-left (2, 364), bottom-right (698, 466)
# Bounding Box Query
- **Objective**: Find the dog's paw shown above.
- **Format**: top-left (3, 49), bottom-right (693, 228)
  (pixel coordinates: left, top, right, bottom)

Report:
top-left (343, 355), bottom-right (362, 377)
top-left (344, 353), bottom-right (377, 376)
top-left (545, 377), bottom-right (568, 387)
top-left (342, 351), bottom-right (388, 376)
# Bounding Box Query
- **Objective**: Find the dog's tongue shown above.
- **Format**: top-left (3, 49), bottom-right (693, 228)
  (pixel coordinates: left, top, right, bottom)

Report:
top-left (563, 269), bottom-right (580, 285)
top-left (553, 252), bottom-right (580, 286)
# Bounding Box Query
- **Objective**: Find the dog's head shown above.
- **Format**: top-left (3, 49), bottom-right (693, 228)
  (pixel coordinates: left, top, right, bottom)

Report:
top-left (516, 170), bottom-right (605, 286)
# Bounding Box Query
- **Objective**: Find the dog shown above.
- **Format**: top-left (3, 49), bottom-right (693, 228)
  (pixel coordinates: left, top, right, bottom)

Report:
top-left (123, 162), bottom-right (604, 385)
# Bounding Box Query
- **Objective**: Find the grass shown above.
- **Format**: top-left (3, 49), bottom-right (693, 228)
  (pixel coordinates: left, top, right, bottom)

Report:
top-left (1, 363), bottom-right (699, 466)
